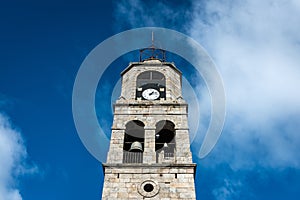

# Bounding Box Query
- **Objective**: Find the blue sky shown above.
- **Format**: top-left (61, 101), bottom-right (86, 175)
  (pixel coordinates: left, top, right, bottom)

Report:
top-left (1, 0), bottom-right (300, 200)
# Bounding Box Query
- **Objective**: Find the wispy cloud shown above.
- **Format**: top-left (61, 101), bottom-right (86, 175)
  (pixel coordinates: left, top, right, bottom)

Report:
top-left (189, 0), bottom-right (300, 169)
top-left (0, 113), bottom-right (38, 200)
top-left (212, 178), bottom-right (242, 200)
top-left (113, 0), bottom-right (192, 31)
top-left (114, 0), bottom-right (300, 169)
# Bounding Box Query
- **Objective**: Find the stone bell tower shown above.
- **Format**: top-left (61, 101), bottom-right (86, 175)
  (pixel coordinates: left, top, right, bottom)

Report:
top-left (102, 47), bottom-right (196, 199)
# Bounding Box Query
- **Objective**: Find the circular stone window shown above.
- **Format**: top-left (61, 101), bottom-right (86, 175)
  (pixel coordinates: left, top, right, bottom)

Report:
top-left (144, 183), bottom-right (154, 192)
top-left (138, 180), bottom-right (160, 197)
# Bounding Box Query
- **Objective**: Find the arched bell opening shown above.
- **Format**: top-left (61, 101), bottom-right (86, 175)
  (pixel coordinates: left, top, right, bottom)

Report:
top-left (123, 120), bottom-right (145, 163)
top-left (155, 120), bottom-right (176, 163)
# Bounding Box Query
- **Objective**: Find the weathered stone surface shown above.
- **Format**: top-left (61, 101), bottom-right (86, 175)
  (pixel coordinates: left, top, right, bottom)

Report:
top-left (102, 60), bottom-right (196, 199)
top-left (102, 165), bottom-right (196, 199)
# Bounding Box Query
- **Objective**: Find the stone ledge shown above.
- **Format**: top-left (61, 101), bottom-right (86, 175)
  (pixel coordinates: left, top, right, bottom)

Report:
top-left (103, 163), bottom-right (196, 167)
top-left (114, 102), bottom-right (188, 106)
top-left (121, 62), bottom-right (182, 76)
top-left (102, 163), bottom-right (197, 175)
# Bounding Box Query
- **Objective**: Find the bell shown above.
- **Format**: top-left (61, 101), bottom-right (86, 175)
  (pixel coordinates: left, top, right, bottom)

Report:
top-left (129, 141), bottom-right (143, 152)
top-left (163, 143), bottom-right (168, 148)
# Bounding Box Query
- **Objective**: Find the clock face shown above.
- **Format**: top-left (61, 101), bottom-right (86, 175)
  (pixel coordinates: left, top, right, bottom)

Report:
top-left (142, 88), bottom-right (160, 100)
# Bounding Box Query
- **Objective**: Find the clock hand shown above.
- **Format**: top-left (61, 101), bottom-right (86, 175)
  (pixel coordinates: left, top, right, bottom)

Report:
top-left (149, 91), bottom-right (154, 95)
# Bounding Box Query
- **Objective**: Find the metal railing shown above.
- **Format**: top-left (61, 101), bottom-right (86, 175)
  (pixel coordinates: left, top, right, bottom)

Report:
top-left (156, 151), bottom-right (175, 163)
top-left (164, 152), bottom-right (174, 159)
top-left (123, 151), bottom-right (143, 163)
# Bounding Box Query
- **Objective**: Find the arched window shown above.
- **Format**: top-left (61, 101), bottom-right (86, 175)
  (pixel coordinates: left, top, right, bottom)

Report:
top-left (155, 120), bottom-right (176, 163)
top-left (136, 71), bottom-right (166, 100)
top-left (123, 120), bottom-right (145, 163)
top-left (136, 71), bottom-right (165, 87)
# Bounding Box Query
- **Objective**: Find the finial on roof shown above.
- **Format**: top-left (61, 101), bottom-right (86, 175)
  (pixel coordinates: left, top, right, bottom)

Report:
top-left (139, 31), bottom-right (166, 62)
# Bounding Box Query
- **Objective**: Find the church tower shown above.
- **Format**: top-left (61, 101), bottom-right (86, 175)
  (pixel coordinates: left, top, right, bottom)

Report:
top-left (102, 47), bottom-right (196, 199)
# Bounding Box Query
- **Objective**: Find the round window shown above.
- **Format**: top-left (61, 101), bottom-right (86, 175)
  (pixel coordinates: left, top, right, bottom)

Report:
top-left (143, 183), bottom-right (154, 192)
top-left (138, 180), bottom-right (159, 197)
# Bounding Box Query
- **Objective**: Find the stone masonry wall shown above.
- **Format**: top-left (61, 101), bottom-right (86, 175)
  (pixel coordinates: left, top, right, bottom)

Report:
top-left (102, 165), bottom-right (196, 200)
top-left (106, 103), bottom-right (193, 164)
top-left (120, 61), bottom-right (182, 101)
top-left (102, 60), bottom-right (197, 199)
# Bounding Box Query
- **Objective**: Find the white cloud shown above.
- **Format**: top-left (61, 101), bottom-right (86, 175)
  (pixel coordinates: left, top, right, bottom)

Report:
top-left (113, 0), bottom-right (300, 169)
top-left (189, 0), bottom-right (300, 169)
top-left (212, 178), bottom-right (242, 200)
top-left (0, 113), bottom-right (38, 200)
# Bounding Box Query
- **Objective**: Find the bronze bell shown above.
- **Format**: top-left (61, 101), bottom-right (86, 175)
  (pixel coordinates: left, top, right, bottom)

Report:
top-left (129, 141), bottom-right (143, 152)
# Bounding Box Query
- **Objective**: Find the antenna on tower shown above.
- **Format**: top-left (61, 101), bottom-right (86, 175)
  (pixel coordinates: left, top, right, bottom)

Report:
top-left (139, 31), bottom-right (166, 62)
top-left (151, 31), bottom-right (154, 47)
